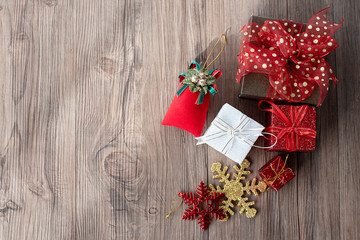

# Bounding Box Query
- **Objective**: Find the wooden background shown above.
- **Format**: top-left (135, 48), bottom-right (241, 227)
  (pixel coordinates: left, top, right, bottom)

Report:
top-left (0, 0), bottom-right (358, 239)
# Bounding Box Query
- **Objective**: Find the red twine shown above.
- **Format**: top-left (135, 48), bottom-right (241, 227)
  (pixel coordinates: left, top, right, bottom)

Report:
top-left (236, 7), bottom-right (343, 106)
top-left (258, 100), bottom-right (316, 152)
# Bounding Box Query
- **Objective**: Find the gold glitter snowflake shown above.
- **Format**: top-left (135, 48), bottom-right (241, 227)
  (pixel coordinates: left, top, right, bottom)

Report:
top-left (209, 159), bottom-right (267, 221)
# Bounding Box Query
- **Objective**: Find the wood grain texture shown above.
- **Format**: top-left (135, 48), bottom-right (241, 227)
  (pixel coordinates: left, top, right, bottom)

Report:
top-left (0, 0), bottom-right (358, 239)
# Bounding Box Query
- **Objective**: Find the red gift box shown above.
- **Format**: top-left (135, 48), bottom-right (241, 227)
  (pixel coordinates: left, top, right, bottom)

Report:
top-left (258, 155), bottom-right (295, 191)
top-left (259, 100), bottom-right (316, 152)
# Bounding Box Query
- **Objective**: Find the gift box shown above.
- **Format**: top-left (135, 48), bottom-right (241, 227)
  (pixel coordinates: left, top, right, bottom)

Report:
top-left (236, 8), bottom-right (343, 106)
top-left (239, 66), bottom-right (324, 106)
top-left (258, 155), bottom-right (295, 191)
top-left (238, 16), bottom-right (320, 106)
top-left (162, 61), bottom-right (222, 137)
top-left (259, 100), bottom-right (316, 152)
top-left (196, 103), bottom-right (265, 164)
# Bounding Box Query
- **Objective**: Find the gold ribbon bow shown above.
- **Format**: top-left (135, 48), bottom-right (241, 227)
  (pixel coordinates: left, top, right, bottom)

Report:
top-left (265, 155), bottom-right (290, 187)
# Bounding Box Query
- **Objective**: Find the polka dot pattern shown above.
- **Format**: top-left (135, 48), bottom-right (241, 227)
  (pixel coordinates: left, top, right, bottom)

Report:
top-left (236, 7), bottom-right (343, 105)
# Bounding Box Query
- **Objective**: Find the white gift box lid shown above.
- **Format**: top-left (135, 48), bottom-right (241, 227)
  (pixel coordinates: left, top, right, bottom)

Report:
top-left (196, 103), bottom-right (265, 164)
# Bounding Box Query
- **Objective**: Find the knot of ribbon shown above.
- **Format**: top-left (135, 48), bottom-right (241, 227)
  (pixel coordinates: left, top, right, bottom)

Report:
top-left (236, 7), bottom-right (343, 106)
top-left (264, 155), bottom-right (291, 187)
top-left (196, 115), bottom-right (277, 153)
top-left (258, 100), bottom-right (316, 152)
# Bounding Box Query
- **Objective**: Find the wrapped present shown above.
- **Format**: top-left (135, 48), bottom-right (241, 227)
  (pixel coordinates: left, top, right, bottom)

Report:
top-left (196, 103), bottom-right (273, 164)
top-left (259, 100), bottom-right (316, 152)
top-left (258, 155), bottom-right (295, 191)
top-left (162, 35), bottom-right (225, 137)
top-left (236, 7), bottom-right (343, 106)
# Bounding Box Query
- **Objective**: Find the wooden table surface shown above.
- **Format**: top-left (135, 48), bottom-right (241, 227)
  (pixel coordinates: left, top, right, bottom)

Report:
top-left (0, 0), bottom-right (359, 239)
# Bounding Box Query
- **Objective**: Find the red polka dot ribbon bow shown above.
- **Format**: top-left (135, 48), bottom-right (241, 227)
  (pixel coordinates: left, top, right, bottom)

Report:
top-left (236, 7), bottom-right (343, 106)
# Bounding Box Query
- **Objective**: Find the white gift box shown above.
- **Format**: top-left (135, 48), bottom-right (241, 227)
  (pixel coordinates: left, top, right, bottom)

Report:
top-left (196, 103), bottom-right (265, 164)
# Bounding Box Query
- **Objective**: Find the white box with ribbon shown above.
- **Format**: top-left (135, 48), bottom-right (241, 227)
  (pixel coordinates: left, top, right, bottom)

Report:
top-left (196, 103), bottom-right (266, 164)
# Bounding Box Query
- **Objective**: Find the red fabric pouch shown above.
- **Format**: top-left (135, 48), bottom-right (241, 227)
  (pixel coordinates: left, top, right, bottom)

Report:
top-left (162, 61), bottom-right (221, 137)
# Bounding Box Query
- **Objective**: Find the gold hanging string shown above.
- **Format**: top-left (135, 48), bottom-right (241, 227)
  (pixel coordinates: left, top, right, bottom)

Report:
top-left (165, 195), bottom-right (183, 218)
top-left (202, 34), bottom-right (226, 70)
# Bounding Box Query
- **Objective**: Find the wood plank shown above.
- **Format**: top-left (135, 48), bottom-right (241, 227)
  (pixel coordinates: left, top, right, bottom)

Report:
top-left (334, 1), bottom-right (360, 239)
top-left (288, 2), bottom-right (342, 240)
top-left (73, 0), bottom-right (138, 239)
top-left (0, 0), bottom-right (76, 239)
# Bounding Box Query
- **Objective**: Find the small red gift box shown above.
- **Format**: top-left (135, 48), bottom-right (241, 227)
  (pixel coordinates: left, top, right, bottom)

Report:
top-left (258, 155), bottom-right (295, 191)
top-left (259, 100), bottom-right (316, 152)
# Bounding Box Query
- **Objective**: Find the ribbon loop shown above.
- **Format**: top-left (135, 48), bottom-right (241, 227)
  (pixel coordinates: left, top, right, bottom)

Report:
top-left (251, 132), bottom-right (278, 149)
top-left (165, 195), bottom-right (183, 219)
top-left (203, 34), bottom-right (226, 70)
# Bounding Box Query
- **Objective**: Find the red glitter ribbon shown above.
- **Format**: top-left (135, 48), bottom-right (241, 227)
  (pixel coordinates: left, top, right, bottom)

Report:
top-left (258, 100), bottom-right (316, 152)
top-left (236, 7), bottom-right (343, 106)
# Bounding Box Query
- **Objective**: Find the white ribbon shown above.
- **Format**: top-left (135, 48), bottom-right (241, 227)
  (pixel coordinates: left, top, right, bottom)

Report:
top-left (196, 115), bottom-right (277, 154)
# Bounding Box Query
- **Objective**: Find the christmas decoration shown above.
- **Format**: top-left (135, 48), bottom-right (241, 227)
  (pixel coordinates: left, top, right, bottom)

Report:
top-left (209, 160), bottom-right (267, 220)
top-left (178, 181), bottom-right (226, 231)
top-left (176, 62), bottom-right (220, 104)
top-left (236, 7), bottom-right (343, 106)
top-left (259, 155), bottom-right (295, 191)
top-left (259, 100), bottom-right (316, 152)
top-left (237, 16), bottom-right (321, 106)
top-left (162, 34), bottom-right (225, 137)
top-left (196, 103), bottom-right (276, 164)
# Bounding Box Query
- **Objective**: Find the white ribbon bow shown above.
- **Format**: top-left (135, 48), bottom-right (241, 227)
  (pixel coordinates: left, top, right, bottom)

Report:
top-left (196, 115), bottom-right (277, 154)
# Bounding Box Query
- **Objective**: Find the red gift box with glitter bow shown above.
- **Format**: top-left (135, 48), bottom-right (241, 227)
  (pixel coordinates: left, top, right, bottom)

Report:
top-left (258, 155), bottom-right (295, 191)
top-left (236, 7), bottom-right (343, 106)
top-left (259, 100), bottom-right (316, 152)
